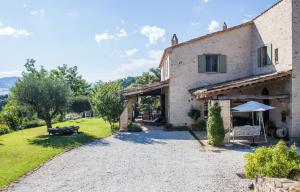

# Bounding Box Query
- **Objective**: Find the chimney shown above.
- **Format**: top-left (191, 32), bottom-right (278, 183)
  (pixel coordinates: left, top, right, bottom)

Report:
top-left (171, 34), bottom-right (178, 46)
top-left (223, 22), bottom-right (228, 30)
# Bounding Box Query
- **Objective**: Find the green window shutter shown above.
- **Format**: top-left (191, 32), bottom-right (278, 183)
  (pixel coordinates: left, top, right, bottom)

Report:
top-left (198, 55), bottom-right (206, 73)
top-left (257, 48), bottom-right (261, 67)
top-left (218, 55), bottom-right (227, 73)
top-left (267, 44), bottom-right (272, 65)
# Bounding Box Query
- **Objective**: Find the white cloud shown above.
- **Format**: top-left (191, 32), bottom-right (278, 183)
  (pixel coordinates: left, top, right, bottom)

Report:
top-left (0, 26), bottom-right (31, 37)
top-left (114, 50), bottom-right (163, 75)
top-left (121, 19), bottom-right (125, 24)
top-left (148, 50), bottom-right (163, 59)
top-left (23, 4), bottom-right (27, 8)
top-left (121, 49), bottom-right (138, 57)
top-left (95, 33), bottom-right (114, 43)
top-left (116, 28), bottom-right (128, 37)
top-left (30, 9), bottom-right (45, 16)
top-left (208, 20), bottom-right (220, 32)
top-left (0, 22), bottom-right (2, 27)
top-left (140, 26), bottom-right (165, 44)
top-left (203, 0), bottom-right (209, 2)
top-left (0, 70), bottom-right (22, 78)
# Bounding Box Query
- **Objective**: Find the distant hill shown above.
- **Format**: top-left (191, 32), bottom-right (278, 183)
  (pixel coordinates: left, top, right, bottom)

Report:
top-left (0, 77), bottom-right (18, 95)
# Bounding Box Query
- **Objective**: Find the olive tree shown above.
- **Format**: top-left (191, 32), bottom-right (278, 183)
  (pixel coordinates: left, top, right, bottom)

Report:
top-left (92, 81), bottom-right (124, 129)
top-left (13, 74), bottom-right (71, 129)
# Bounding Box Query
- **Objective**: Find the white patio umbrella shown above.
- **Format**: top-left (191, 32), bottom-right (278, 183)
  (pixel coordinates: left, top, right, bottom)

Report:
top-left (232, 101), bottom-right (275, 112)
top-left (232, 101), bottom-right (275, 143)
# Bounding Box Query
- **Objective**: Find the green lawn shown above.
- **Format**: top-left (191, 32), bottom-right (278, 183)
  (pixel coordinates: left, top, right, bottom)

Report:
top-left (0, 118), bottom-right (111, 189)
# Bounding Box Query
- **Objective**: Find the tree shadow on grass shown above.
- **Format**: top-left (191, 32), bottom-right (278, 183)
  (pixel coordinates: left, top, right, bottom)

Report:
top-left (27, 132), bottom-right (106, 149)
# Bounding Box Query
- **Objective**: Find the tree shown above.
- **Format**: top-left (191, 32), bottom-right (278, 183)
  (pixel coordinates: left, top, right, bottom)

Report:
top-left (133, 67), bottom-right (161, 86)
top-left (70, 96), bottom-right (91, 114)
top-left (13, 69), bottom-right (71, 129)
top-left (50, 64), bottom-right (91, 96)
top-left (92, 81), bottom-right (124, 129)
top-left (120, 76), bottom-right (137, 88)
top-left (207, 101), bottom-right (225, 146)
top-left (0, 97), bottom-right (28, 131)
top-left (0, 95), bottom-right (8, 111)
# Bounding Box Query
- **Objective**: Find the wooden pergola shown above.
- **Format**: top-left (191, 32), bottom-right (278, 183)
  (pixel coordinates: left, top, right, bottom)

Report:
top-left (121, 80), bottom-right (169, 97)
top-left (190, 70), bottom-right (292, 100)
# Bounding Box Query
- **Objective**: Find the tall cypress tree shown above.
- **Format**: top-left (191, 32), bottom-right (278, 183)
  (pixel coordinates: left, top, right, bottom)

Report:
top-left (207, 101), bottom-right (225, 146)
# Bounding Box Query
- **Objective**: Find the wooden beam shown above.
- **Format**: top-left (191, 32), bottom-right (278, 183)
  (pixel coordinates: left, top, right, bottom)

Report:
top-left (215, 94), bottom-right (290, 100)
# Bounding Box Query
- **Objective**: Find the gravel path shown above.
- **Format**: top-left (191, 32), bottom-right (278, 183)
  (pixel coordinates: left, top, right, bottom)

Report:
top-left (6, 130), bottom-right (251, 192)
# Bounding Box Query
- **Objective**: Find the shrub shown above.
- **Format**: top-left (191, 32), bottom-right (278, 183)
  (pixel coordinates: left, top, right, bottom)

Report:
top-left (288, 169), bottom-right (300, 181)
top-left (127, 123), bottom-right (143, 132)
top-left (164, 123), bottom-right (173, 131)
top-left (70, 96), bottom-right (91, 114)
top-left (23, 119), bottom-right (46, 128)
top-left (188, 107), bottom-right (201, 121)
top-left (244, 140), bottom-right (300, 179)
top-left (207, 102), bottom-right (224, 146)
top-left (0, 124), bottom-right (10, 135)
top-left (192, 119), bottom-right (207, 131)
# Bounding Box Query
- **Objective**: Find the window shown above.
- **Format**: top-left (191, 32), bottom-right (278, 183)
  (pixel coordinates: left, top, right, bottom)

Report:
top-left (198, 54), bottom-right (227, 73)
top-left (261, 46), bottom-right (268, 66)
top-left (275, 48), bottom-right (279, 64)
top-left (258, 44), bottom-right (272, 67)
top-left (205, 55), bottom-right (219, 72)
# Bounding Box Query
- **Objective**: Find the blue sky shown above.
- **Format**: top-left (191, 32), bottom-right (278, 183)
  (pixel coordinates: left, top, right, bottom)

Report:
top-left (0, 0), bottom-right (278, 82)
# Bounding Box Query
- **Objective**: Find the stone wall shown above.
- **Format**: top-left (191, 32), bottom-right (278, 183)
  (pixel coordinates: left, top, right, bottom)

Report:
top-left (119, 105), bottom-right (128, 131)
top-left (168, 24), bottom-right (253, 126)
top-left (252, 0), bottom-right (293, 75)
top-left (291, 0), bottom-right (300, 139)
top-left (255, 176), bottom-right (300, 192)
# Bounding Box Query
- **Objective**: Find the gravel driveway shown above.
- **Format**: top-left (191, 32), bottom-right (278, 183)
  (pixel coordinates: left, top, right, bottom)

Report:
top-left (6, 130), bottom-right (250, 192)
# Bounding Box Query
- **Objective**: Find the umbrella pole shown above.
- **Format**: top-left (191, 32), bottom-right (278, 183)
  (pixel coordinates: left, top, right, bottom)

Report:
top-left (260, 112), bottom-right (268, 143)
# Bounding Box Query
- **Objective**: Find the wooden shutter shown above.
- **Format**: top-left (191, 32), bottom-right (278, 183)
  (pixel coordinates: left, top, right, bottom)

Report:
top-left (257, 48), bottom-right (261, 67)
top-left (198, 55), bottom-right (206, 73)
top-left (267, 44), bottom-right (272, 65)
top-left (218, 55), bottom-right (227, 73)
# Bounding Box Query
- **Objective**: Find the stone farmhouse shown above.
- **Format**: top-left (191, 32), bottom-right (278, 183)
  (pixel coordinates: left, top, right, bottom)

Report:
top-left (121, 0), bottom-right (300, 140)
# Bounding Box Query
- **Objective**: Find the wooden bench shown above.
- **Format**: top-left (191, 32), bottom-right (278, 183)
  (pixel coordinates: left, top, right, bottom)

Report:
top-left (48, 126), bottom-right (80, 135)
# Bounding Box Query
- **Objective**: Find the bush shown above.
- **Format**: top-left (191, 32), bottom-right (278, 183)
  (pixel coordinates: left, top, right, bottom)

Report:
top-left (23, 119), bottom-right (46, 129)
top-left (192, 119), bottom-right (207, 131)
top-left (127, 123), bottom-right (143, 132)
top-left (188, 107), bottom-right (201, 121)
top-left (0, 124), bottom-right (10, 135)
top-left (245, 140), bottom-right (300, 179)
top-left (207, 102), bottom-right (224, 146)
top-left (164, 123), bottom-right (173, 131)
top-left (70, 96), bottom-right (91, 114)
top-left (288, 169), bottom-right (300, 181)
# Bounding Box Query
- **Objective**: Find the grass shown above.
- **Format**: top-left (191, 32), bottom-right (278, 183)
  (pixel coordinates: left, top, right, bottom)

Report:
top-left (0, 118), bottom-right (111, 189)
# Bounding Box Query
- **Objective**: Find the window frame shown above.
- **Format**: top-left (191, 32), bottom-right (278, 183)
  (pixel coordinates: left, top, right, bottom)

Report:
top-left (205, 54), bottom-right (219, 73)
top-left (275, 48), bottom-right (279, 64)
top-left (260, 46), bottom-right (268, 66)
